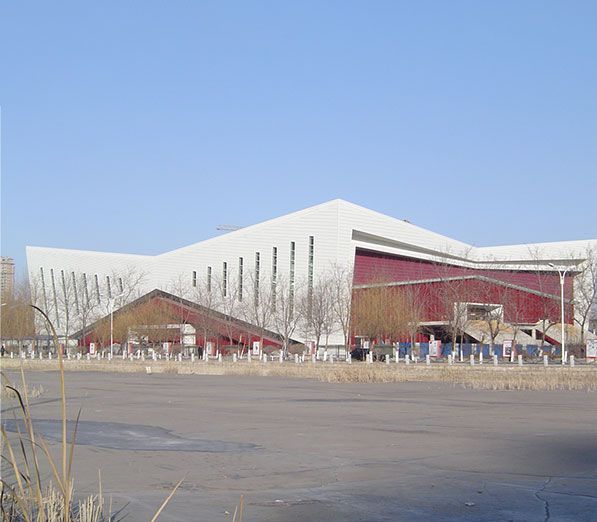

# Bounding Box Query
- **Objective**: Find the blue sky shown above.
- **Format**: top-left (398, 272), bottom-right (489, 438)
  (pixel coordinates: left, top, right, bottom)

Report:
top-left (1, 1), bottom-right (596, 277)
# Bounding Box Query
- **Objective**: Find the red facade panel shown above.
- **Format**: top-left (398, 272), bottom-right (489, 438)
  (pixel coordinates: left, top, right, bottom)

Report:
top-left (353, 249), bottom-right (573, 325)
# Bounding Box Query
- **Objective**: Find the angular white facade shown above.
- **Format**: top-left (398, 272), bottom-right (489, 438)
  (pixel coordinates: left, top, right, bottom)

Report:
top-left (26, 199), bottom-right (597, 341)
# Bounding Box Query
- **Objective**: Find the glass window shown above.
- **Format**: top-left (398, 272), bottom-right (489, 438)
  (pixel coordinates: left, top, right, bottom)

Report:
top-left (238, 257), bottom-right (244, 301)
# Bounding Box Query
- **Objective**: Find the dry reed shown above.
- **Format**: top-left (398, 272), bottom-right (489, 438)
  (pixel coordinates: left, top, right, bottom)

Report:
top-left (3, 358), bottom-right (596, 391)
top-left (0, 305), bottom-right (182, 521)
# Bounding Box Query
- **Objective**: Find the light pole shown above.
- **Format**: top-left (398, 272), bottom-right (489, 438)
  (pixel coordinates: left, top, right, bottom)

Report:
top-left (109, 292), bottom-right (126, 358)
top-left (548, 263), bottom-right (571, 365)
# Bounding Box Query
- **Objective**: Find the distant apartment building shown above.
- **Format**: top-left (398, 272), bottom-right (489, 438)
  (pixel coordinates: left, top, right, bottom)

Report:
top-left (1, 257), bottom-right (15, 300)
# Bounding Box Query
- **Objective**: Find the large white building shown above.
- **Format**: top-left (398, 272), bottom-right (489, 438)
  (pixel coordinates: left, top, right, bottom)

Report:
top-left (26, 199), bottom-right (597, 345)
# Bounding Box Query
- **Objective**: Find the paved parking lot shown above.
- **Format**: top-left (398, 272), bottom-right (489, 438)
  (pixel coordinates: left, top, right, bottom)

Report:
top-left (3, 371), bottom-right (597, 521)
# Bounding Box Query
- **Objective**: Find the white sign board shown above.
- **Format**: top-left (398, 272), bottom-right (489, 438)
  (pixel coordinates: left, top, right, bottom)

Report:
top-left (252, 341), bottom-right (261, 355)
top-left (587, 339), bottom-right (597, 359)
top-left (89, 343), bottom-right (96, 356)
top-left (162, 342), bottom-right (170, 354)
top-left (429, 340), bottom-right (441, 357)
top-left (503, 340), bottom-right (512, 357)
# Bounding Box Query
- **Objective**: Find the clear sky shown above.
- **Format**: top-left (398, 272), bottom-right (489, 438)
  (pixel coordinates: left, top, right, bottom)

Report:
top-left (1, 1), bottom-right (596, 278)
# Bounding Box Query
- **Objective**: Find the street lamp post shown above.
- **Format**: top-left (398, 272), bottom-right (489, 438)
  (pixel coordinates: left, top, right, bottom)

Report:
top-left (549, 263), bottom-right (571, 365)
top-left (109, 292), bottom-right (126, 359)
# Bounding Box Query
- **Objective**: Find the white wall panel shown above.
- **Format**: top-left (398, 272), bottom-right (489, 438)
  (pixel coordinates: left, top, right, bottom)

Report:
top-left (26, 199), bottom-right (597, 344)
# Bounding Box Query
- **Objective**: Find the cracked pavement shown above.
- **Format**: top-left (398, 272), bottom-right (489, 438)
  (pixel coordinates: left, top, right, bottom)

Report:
top-left (2, 371), bottom-right (596, 521)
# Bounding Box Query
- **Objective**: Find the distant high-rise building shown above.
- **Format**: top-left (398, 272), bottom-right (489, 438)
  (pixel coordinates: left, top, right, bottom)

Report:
top-left (1, 257), bottom-right (15, 300)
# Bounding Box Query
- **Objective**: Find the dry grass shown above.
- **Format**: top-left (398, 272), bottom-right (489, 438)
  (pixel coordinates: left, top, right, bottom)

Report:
top-left (1, 383), bottom-right (44, 400)
top-left (1, 364), bottom-right (184, 521)
top-left (3, 358), bottom-right (597, 391)
top-left (1, 306), bottom-right (184, 521)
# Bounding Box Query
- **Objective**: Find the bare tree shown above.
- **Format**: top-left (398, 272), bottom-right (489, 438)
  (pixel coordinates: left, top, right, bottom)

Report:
top-left (1, 278), bottom-right (35, 353)
top-left (271, 276), bottom-right (304, 356)
top-left (502, 286), bottom-right (531, 347)
top-left (473, 280), bottom-right (510, 350)
top-left (573, 247), bottom-right (597, 342)
top-left (330, 264), bottom-right (353, 351)
top-left (431, 253), bottom-right (474, 353)
top-left (191, 274), bottom-right (220, 353)
top-left (77, 266), bottom-right (147, 351)
top-left (299, 276), bottom-right (335, 352)
top-left (527, 248), bottom-right (562, 348)
top-left (402, 285), bottom-right (427, 353)
top-left (166, 273), bottom-right (195, 345)
top-left (71, 273), bottom-right (98, 352)
top-left (216, 271), bottom-right (242, 347)
top-left (55, 270), bottom-right (78, 353)
top-left (241, 269), bottom-right (274, 355)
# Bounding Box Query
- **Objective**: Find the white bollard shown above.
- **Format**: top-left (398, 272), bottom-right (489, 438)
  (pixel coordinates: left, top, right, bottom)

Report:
top-left (543, 355), bottom-right (548, 367)
top-left (122, 351), bottom-right (126, 360)
top-left (425, 354), bottom-right (430, 366)
top-left (141, 353), bottom-right (145, 361)
top-left (263, 353), bottom-right (267, 364)
top-left (493, 354), bottom-right (498, 366)
top-left (405, 354), bottom-right (410, 365)
top-left (479, 352), bottom-right (483, 365)
top-left (295, 353), bottom-right (299, 364)
top-left (178, 353), bottom-right (182, 362)
top-left (447, 354), bottom-right (452, 366)
top-left (49, 352), bottom-right (52, 360)
top-left (248, 352), bottom-right (252, 363)
top-left (570, 355), bottom-right (575, 367)
top-left (87, 353), bottom-right (90, 361)
top-left (510, 350), bottom-right (515, 364)
top-left (470, 354), bottom-right (475, 366)
top-left (191, 353), bottom-right (196, 363)
top-left (518, 354), bottom-right (523, 366)
top-left (311, 354), bottom-right (316, 364)
top-left (386, 354), bottom-right (391, 365)
top-left (77, 352), bottom-right (81, 360)
top-left (218, 353), bottom-right (222, 363)
top-left (459, 349), bottom-right (464, 363)
top-left (232, 353), bottom-right (236, 363)
top-left (153, 352), bottom-right (157, 361)
top-left (279, 352), bottom-right (284, 363)
top-left (323, 351), bottom-right (328, 362)
top-left (347, 353), bottom-right (352, 364)
top-left (10, 352), bottom-right (14, 359)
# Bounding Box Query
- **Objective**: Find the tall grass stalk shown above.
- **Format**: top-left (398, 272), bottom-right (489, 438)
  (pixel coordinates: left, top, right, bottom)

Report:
top-left (1, 305), bottom-right (181, 521)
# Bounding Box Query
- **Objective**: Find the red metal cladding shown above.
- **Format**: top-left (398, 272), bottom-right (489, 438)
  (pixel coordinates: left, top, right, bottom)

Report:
top-left (82, 294), bottom-right (282, 349)
top-left (353, 249), bottom-right (574, 324)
